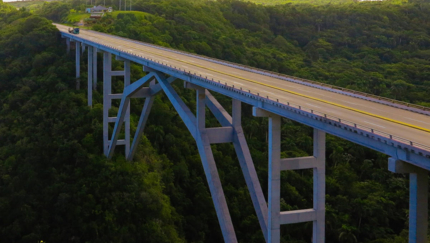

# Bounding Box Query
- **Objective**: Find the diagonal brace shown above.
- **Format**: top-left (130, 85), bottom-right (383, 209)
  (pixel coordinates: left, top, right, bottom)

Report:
top-left (206, 92), bottom-right (268, 241)
top-left (155, 73), bottom-right (197, 139)
top-left (159, 77), bottom-right (237, 242)
top-left (107, 72), bottom-right (156, 158)
top-left (205, 90), bottom-right (232, 127)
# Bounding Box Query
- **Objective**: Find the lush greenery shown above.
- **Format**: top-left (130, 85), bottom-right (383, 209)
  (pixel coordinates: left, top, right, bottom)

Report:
top-left (0, 3), bottom-right (183, 242)
top-left (2, 0), bottom-right (430, 242)
top-left (246, 0), bottom-right (408, 6)
top-left (74, 0), bottom-right (430, 105)
top-left (7, 0), bottom-right (46, 11)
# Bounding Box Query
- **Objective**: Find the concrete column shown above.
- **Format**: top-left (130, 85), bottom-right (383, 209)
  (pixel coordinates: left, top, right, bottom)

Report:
top-left (66, 38), bottom-right (70, 54)
top-left (234, 101), bottom-right (269, 242)
top-left (75, 42), bottom-right (80, 90)
top-left (197, 88), bottom-right (206, 131)
top-left (124, 60), bottom-right (131, 155)
top-left (388, 159), bottom-right (429, 243)
top-left (93, 47), bottom-right (98, 90)
top-left (313, 129), bottom-right (326, 243)
top-left (268, 114), bottom-right (281, 243)
top-left (161, 77), bottom-right (237, 242)
top-left (88, 47), bottom-right (93, 107)
top-left (410, 169), bottom-right (428, 243)
top-left (103, 52), bottom-right (112, 155)
top-left (232, 99), bottom-right (241, 127)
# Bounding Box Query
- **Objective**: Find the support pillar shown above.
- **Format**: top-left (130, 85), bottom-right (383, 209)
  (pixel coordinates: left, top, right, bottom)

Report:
top-left (158, 75), bottom-right (237, 243)
top-left (88, 47), bottom-right (93, 107)
top-left (232, 99), bottom-right (269, 242)
top-left (76, 42), bottom-right (80, 90)
top-left (127, 81), bottom-right (156, 161)
top-left (93, 47), bottom-right (97, 90)
top-left (103, 52), bottom-right (112, 155)
top-left (66, 38), bottom-right (70, 54)
top-left (268, 113), bottom-right (282, 243)
top-left (253, 107), bottom-right (326, 243)
top-left (196, 87), bottom-right (237, 243)
top-left (204, 92), bottom-right (269, 241)
top-left (389, 159), bottom-right (428, 243)
top-left (313, 129), bottom-right (326, 243)
top-left (124, 60), bottom-right (131, 155)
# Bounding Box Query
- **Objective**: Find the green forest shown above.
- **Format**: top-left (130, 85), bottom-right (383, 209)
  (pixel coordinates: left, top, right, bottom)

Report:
top-left (1, 0), bottom-right (430, 242)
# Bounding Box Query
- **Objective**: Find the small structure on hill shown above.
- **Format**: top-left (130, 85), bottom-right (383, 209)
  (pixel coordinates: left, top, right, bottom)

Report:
top-left (86, 5), bottom-right (112, 13)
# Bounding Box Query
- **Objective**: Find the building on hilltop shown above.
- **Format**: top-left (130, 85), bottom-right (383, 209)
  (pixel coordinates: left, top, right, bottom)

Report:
top-left (85, 5), bottom-right (112, 13)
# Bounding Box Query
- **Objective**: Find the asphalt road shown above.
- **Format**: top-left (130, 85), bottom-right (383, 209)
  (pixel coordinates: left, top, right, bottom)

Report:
top-left (55, 24), bottom-right (430, 150)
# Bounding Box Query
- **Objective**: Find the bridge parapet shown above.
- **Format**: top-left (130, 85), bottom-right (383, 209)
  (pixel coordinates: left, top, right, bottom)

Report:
top-left (61, 27), bottom-right (430, 243)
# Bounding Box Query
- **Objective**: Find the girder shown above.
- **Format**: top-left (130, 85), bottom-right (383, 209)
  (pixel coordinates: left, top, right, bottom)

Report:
top-left (64, 34), bottom-right (430, 243)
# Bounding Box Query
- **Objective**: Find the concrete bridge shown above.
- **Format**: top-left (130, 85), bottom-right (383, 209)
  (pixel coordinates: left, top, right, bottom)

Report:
top-left (56, 23), bottom-right (430, 243)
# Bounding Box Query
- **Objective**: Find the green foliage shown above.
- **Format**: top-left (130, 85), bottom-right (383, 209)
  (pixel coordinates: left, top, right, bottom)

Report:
top-left (4, 0), bottom-right (430, 242)
top-left (0, 6), bottom-right (183, 243)
top-left (244, 0), bottom-right (408, 5)
top-left (48, 1), bottom-right (422, 242)
top-left (36, 1), bottom-right (71, 23)
top-left (6, 0), bottom-right (45, 11)
top-left (78, 0), bottom-right (430, 104)
top-left (66, 12), bottom-right (91, 23)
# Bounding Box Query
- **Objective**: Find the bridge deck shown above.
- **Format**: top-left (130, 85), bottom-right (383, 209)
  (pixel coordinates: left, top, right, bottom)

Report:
top-left (55, 24), bottom-right (430, 152)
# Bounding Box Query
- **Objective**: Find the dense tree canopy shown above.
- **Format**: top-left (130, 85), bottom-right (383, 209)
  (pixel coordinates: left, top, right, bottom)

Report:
top-left (0, 3), bottom-right (183, 242)
top-left (2, 0), bottom-right (429, 242)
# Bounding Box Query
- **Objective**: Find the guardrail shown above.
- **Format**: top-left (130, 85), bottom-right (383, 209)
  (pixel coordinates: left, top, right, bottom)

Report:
top-left (89, 29), bottom-right (430, 116)
top-left (62, 32), bottom-right (430, 157)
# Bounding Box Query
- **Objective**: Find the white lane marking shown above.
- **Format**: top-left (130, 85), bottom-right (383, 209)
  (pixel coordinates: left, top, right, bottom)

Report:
top-left (265, 91), bottom-right (278, 96)
top-left (344, 101), bottom-right (358, 105)
top-left (306, 103), bottom-right (321, 108)
top-left (363, 121), bottom-right (385, 128)
top-left (406, 117), bottom-right (430, 125)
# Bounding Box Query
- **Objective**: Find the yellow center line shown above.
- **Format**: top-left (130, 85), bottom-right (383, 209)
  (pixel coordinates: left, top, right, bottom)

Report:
top-left (69, 28), bottom-right (430, 134)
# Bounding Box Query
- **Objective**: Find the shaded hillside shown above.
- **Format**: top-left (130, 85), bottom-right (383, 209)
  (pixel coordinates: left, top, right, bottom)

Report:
top-left (0, 4), bottom-right (183, 243)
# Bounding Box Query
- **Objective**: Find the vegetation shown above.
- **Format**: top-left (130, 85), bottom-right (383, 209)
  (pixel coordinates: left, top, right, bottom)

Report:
top-left (7, 0), bottom-right (45, 11)
top-left (0, 3), bottom-right (183, 242)
top-left (2, 0), bottom-right (430, 242)
top-left (66, 12), bottom-right (90, 23)
top-left (245, 0), bottom-right (408, 5)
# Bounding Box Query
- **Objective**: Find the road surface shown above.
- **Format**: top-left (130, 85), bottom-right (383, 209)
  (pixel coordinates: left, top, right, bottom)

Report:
top-left (55, 24), bottom-right (430, 151)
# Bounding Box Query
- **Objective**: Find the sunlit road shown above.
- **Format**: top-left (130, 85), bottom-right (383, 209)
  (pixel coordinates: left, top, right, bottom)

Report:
top-left (55, 24), bottom-right (430, 150)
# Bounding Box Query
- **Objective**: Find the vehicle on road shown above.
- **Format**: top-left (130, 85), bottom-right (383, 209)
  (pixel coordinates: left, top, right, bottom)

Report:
top-left (68, 27), bottom-right (80, 34)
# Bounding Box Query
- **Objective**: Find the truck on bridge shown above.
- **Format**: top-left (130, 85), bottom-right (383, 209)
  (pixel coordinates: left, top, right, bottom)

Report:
top-left (68, 27), bottom-right (79, 34)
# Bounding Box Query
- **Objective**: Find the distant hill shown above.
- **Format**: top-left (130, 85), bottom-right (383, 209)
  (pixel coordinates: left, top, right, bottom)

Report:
top-left (244, 0), bottom-right (407, 5)
top-left (7, 0), bottom-right (45, 10)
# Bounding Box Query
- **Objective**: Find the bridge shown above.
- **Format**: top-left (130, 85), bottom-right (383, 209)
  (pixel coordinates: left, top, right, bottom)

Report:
top-left (56, 23), bottom-right (430, 243)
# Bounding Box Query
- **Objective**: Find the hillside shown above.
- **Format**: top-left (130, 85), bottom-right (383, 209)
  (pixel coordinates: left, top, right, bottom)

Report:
top-left (245, 0), bottom-right (408, 5)
top-left (2, 0), bottom-right (430, 242)
top-left (7, 0), bottom-right (45, 10)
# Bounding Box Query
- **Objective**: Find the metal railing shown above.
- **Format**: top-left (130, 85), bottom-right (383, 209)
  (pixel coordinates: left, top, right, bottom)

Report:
top-left (88, 29), bottom-right (430, 116)
top-left (63, 32), bottom-right (430, 156)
